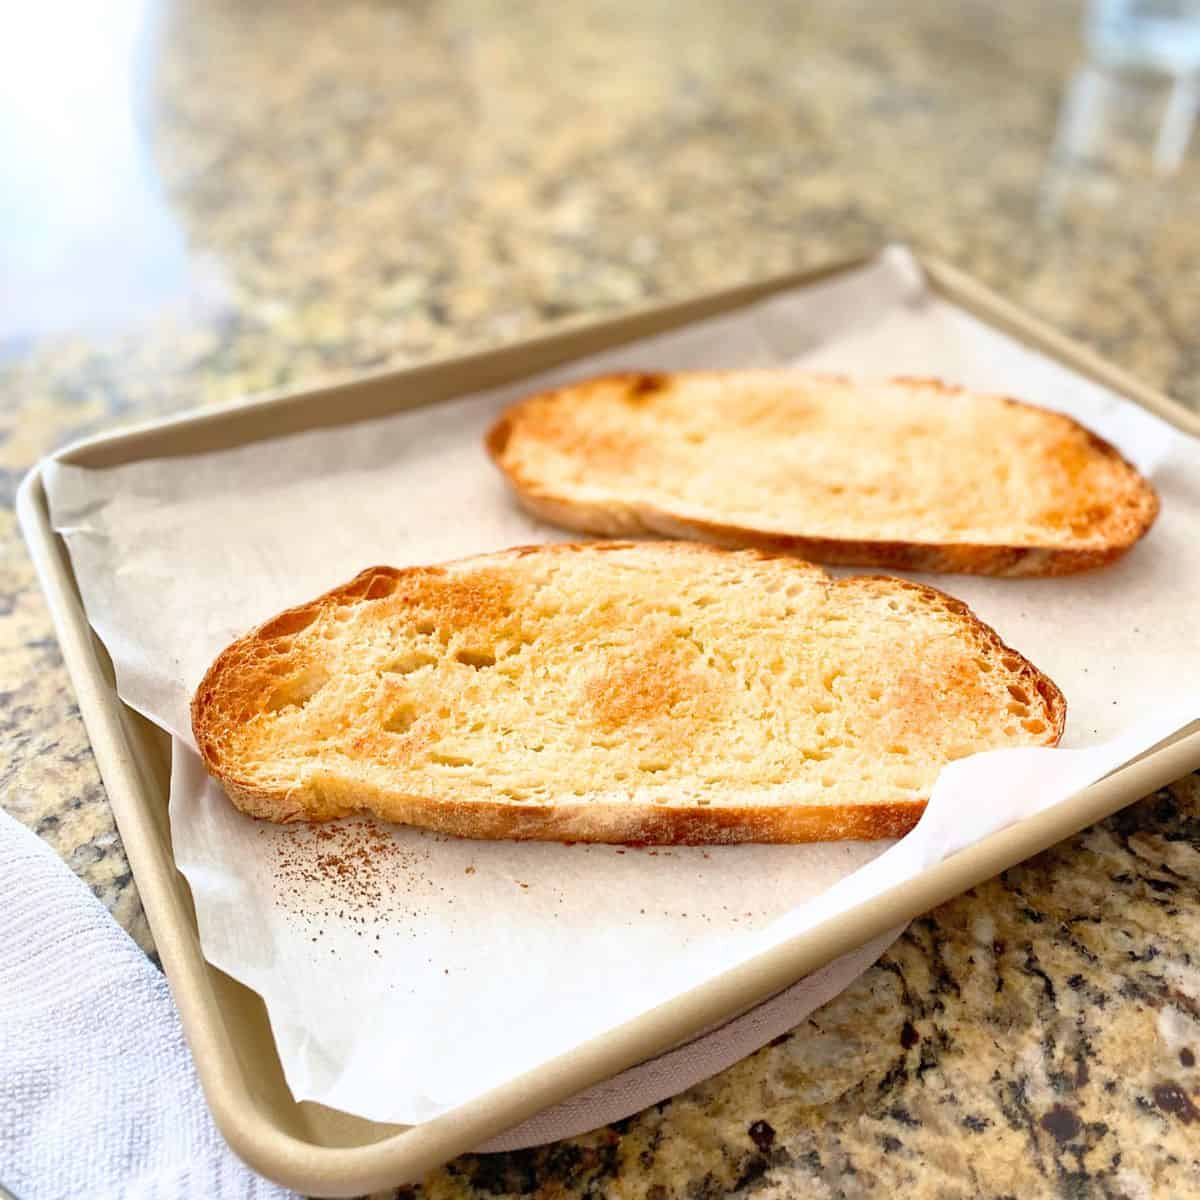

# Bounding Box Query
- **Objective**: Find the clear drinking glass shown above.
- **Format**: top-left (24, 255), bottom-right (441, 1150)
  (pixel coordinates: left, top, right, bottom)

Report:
top-left (1087, 0), bottom-right (1200, 75)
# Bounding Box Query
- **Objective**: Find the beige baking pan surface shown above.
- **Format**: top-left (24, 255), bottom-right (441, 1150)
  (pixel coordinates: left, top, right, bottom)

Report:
top-left (18, 254), bottom-right (1200, 1195)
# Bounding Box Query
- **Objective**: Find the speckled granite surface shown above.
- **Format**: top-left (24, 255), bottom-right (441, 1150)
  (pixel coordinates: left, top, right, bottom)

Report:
top-left (3, 0), bottom-right (1200, 1195)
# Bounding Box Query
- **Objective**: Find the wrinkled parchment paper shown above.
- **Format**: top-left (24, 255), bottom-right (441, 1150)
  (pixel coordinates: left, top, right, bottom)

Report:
top-left (44, 248), bottom-right (1200, 1125)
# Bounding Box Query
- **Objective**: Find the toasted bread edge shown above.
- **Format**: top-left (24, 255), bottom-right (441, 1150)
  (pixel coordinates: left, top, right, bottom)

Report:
top-left (191, 544), bottom-right (1066, 842)
top-left (486, 371), bottom-right (1161, 577)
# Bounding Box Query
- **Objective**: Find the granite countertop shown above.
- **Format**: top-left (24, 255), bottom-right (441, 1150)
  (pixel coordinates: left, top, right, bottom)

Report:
top-left (3, 0), bottom-right (1199, 1195)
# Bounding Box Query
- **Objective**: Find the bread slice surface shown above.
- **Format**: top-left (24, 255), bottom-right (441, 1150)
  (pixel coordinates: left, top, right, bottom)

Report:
top-left (192, 542), bottom-right (1065, 844)
top-left (486, 371), bottom-right (1159, 576)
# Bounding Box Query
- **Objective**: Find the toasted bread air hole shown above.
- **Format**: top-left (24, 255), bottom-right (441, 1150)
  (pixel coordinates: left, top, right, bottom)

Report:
top-left (1022, 718), bottom-right (1047, 735)
top-left (1035, 678), bottom-right (1060, 711)
top-left (384, 649), bottom-right (438, 675)
top-left (431, 749), bottom-right (474, 767)
top-left (455, 647), bottom-right (498, 669)
top-left (1006, 681), bottom-right (1033, 718)
top-left (265, 665), bottom-right (330, 713)
top-left (260, 608), bottom-right (318, 639)
top-left (382, 701), bottom-right (418, 733)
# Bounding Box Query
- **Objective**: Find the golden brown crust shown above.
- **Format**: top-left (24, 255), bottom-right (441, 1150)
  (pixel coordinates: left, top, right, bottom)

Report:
top-left (485, 371), bottom-right (1160, 577)
top-left (192, 543), bottom-right (1066, 844)
top-left (218, 780), bottom-right (929, 844)
top-left (506, 492), bottom-right (1146, 578)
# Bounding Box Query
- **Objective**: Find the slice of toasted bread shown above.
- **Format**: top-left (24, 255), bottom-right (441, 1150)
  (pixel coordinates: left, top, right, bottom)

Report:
top-left (486, 371), bottom-right (1159, 576)
top-left (192, 542), bottom-right (1065, 843)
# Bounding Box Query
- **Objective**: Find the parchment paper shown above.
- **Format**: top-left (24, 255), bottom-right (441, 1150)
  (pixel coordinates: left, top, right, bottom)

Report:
top-left (44, 247), bottom-right (1200, 1126)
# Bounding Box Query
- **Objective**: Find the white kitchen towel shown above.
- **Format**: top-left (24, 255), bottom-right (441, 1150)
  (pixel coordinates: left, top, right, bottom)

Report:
top-left (0, 808), bottom-right (296, 1200)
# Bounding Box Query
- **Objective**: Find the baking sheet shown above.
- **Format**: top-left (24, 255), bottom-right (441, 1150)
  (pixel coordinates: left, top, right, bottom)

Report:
top-left (43, 247), bottom-right (1200, 1125)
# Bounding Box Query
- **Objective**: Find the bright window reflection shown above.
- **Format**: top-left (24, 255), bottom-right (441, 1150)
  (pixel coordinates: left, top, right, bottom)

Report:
top-left (0, 0), bottom-right (196, 339)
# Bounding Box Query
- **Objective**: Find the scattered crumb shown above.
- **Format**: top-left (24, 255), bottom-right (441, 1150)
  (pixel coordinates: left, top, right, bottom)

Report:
top-left (267, 819), bottom-right (432, 939)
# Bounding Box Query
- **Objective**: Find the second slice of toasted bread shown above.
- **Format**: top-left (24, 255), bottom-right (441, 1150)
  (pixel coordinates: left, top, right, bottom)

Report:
top-left (486, 371), bottom-right (1158, 576)
top-left (192, 542), bottom-right (1065, 844)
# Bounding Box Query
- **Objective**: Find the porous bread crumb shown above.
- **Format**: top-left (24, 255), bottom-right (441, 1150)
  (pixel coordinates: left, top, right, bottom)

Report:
top-left (192, 543), bottom-right (1065, 844)
top-left (487, 371), bottom-right (1159, 576)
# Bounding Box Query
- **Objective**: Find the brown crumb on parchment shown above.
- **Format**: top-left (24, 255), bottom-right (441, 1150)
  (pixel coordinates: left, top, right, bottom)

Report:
top-left (266, 820), bottom-right (438, 951)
